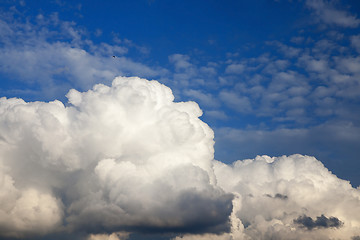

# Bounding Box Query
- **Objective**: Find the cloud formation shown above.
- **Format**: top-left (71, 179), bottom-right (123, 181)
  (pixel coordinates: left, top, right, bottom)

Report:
top-left (179, 154), bottom-right (360, 240)
top-left (0, 77), bottom-right (359, 239)
top-left (0, 77), bottom-right (232, 238)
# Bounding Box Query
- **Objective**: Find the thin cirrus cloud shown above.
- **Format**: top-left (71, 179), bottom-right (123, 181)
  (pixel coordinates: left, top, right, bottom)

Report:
top-left (0, 77), bottom-right (359, 240)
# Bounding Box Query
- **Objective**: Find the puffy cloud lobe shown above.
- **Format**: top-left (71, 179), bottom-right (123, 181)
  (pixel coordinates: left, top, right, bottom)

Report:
top-left (0, 77), bottom-right (232, 238)
top-left (212, 154), bottom-right (360, 240)
top-left (176, 154), bottom-right (360, 240)
top-left (0, 166), bottom-right (63, 238)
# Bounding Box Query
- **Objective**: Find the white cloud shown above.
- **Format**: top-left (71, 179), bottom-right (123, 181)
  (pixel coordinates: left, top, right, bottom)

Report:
top-left (336, 56), bottom-right (360, 74)
top-left (0, 77), bottom-right (232, 238)
top-left (351, 35), bottom-right (360, 53)
top-left (0, 11), bottom-right (164, 99)
top-left (205, 110), bottom-right (228, 120)
top-left (290, 36), bottom-right (305, 44)
top-left (168, 54), bottom-right (202, 87)
top-left (225, 63), bottom-right (245, 75)
top-left (0, 165), bottom-right (63, 238)
top-left (172, 154), bottom-right (360, 240)
top-left (219, 91), bottom-right (252, 113)
top-left (306, 0), bottom-right (360, 28)
top-left (306, 58), bottom-right (329, 73)
top-left (169, 54), bottom-right (193, 71)
top-left (268, 41), bottom-right (301, 58)
top-left (88, 232), bottom-right (130, 240)
top-left (183, 89), bottom-right (220, 108)
top-left (213, 154), bottom-right (360, 240)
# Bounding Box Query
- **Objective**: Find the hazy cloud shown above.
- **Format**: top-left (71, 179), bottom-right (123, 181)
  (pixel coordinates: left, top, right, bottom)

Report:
top-left (225, 63), bottom-right (245, 75)
top-left (351, 35), bottom-right (360, 53)
top-left (0, 11), bottom-right (164, 100)
top-left (306, 0), bottom-right (360, 28)
top-left (219, 91), bottom-right (252, 113)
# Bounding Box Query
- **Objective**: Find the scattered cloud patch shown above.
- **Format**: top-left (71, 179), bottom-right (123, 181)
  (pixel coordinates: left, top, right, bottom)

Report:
top-left (0, 11), bottom-right (164, 100)
top-left (306, 0), bottom-right (360, 28)
top-left (225, 63), bottom-right (245, 75)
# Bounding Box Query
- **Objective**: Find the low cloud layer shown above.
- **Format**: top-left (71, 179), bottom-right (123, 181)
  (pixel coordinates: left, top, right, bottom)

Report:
top-left (0, 77), bottom-right (359, 239)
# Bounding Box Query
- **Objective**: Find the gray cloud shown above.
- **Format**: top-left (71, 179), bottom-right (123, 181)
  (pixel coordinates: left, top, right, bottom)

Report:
top-left (294, 214), bottom-right (343, 230)
top-left (265, 193), bottom-right (288, 200)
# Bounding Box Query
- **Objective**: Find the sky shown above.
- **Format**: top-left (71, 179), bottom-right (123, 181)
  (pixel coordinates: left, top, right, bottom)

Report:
top-left (0, 0), bottom-right (360, 239)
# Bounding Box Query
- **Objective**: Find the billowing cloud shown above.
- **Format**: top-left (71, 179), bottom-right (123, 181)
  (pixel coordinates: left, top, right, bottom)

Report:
top-left (0, 77), bottom-right (232, 238)
top-left (0, 77), bottom-right (359, 240)
top-left (211, 154), bottom-right (360, 240)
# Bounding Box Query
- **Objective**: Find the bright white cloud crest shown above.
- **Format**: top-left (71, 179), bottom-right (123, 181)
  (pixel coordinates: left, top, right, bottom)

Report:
top-left (0, 77), bottom-right (359, 239)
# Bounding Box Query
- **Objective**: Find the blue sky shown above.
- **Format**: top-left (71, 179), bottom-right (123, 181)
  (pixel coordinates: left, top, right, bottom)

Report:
top-left (1, 0), bottom-right (360, 239)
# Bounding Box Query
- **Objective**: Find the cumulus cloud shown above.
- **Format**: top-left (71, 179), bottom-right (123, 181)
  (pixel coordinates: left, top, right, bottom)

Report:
top-left (0, 76), bottom-right (359, 240)
top-left (0, 76), bottom-right (232, 238)
top-left (0, 171), bottom-right (63, 238)
top-left (172, 154), bottom-right (360, 240)
top-left (212, 154), bottom-right (360, 240)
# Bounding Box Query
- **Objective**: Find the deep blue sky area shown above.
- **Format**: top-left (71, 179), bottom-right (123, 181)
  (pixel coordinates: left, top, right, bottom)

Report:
top-left (1, 0), bottom-right (360, 185)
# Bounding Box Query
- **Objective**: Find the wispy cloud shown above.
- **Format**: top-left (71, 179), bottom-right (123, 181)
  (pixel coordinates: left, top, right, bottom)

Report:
top-left (0, 10), bottom-right (165, 100)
